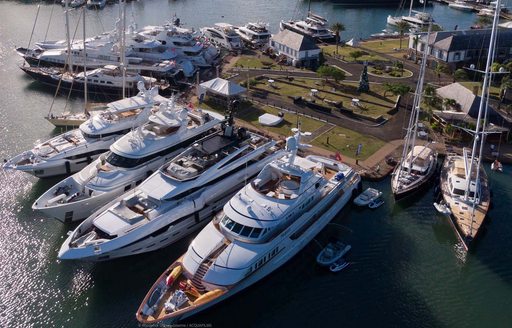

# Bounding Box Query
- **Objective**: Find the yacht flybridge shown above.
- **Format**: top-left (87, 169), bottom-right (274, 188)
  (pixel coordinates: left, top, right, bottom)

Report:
top-left (33, 97), bottom-right (224, 222)
top-left (58, 116), bottom-right (282, 260)
top-left (3, 84), bottom-right (166, 178)
top-left (201, 23), bottom-right (243, 51)
top-left (391, 21), bottom-right (437, 200)
top-left (135, 129), bottom-right (361, 324)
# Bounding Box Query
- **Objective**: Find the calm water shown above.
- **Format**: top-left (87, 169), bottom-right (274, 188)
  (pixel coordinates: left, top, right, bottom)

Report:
top-left (1, 1), bottom-right (512, 327)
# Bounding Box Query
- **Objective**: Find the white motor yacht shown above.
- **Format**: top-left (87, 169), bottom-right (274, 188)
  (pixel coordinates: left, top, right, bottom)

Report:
top-left (58, 119), bottom-right (282, 260)
top-left (135, 129), bottom-right (361, 324)
top-left (3, 84), bottom-right (166, 178)
top-left (235, 22), bottom-right (271, 48)
top-left (86, 0), bottom-right (106, 9)
top-left (33, 98), bottom-right (224, 222)
top-left (280, 12), bottom-right (335, 42)
top-left (201, 23), bottom-right (243, 51)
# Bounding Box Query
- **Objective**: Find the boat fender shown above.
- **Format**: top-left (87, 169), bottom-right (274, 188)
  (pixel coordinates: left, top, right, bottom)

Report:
top-left (192, 289), bottom-right (223, 306)
top-left (166, 265), bottom-right (182, 287)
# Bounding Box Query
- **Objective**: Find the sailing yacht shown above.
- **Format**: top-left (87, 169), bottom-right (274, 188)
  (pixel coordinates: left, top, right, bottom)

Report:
top-left (439, 1), bottom-right (500, 249)
top-left (58, 117), bottom-right (283, 260)
top-left (20, 64), bottom-right (174, 99)
top-left (3, 84), bottom-right (166, 178)
top-left (135, 129), bottom-right (361, 325)
top-left (33, 98), bottom-right (224, 222)
top-left (391, 21), bottom-right (437, 200)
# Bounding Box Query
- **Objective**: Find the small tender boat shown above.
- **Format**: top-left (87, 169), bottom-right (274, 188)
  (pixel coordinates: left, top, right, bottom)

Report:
top-left (353, 187), bottom-right (382, 206)
top-left (316, 241), bottom-right (351, 266)
top-left (329, 258), bottom-right (350, 272)
top-left (491, 159), bottom-right (503, 172)
top-left (368, 197), bottom-right (384, 209)
top-left (433, 201), bottom-right (451, 216)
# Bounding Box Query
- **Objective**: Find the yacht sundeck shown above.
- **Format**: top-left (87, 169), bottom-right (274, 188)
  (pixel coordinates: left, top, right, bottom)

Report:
top-left (58, 118), bottom-right (282, 260)
top-left (33, 98), bottom-right (224, 222)
top-left (3, 84), bottom-right (166, 178)
top-left (135, 129), bottom-right (361, 324)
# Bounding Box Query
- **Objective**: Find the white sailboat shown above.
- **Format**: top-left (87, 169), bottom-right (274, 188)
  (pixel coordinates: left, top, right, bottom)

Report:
top-left (439, 0), bottom-right (499, 249)
top-left (135, 128), bottom-right (361, 324)
top-left (387, 0), bottom-right (434, 30)
top-left (391, 21), bottom-right (437, 200)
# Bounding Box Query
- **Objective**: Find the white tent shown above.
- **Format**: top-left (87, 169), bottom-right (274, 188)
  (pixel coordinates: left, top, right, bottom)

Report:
top-left (345, 38), bottom-right (359, 47)
top-left (199, 77), bottom-right (246, 98)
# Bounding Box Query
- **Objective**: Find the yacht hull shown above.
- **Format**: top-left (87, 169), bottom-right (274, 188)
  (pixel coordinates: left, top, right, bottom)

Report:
top-left (392, 155), bottom-right (438, 201)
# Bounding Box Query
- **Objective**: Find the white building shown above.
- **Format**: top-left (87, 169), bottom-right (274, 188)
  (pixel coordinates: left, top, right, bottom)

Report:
top-left (270, 29), bottom-right (321, 68)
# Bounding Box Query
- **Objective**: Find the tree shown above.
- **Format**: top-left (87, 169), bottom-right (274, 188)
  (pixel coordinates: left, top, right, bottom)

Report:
top-left (316, 65), bottom-right (346, 83)
top-left (454, 68), bottom-right (468, 81)
top-left (382, 82), bottom-right (411, 97)
top-left (349, 50), bottom-right (365, 62)
top-left (395, 61), bottom-right (404, 76)
top-left (412, 34), bottom-right (420, 63)
top-left (443, 98), bottom-right (459, 111)
top-left (331, 22), bottom-right (346, 55)
top-left (434, 63), bottom-right (448, 84)
top-left (395, 20), bottom-right (410, 49)
top-left (358, 63), bottom-right (370, 92)
top-left (475, 15), bottom-right (493, 28)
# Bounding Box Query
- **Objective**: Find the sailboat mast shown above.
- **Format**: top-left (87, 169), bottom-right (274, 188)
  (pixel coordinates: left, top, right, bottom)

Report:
top-left (408, 0), bottom-right (414, 16)
top-left (464, 0), bottom-right (500, 201)
top-left (82, 7), bottom-right (88, 112)
top-left (64, 0), bottom-right (73, 73)
top-left (121, 0), bottom-right (127, 99)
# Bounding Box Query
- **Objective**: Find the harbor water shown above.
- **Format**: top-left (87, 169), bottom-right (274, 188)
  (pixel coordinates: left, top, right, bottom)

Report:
top-left (1, 1), bottom-right (511, 327)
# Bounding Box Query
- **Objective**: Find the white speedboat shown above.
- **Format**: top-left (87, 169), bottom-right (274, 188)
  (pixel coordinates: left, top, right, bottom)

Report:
top-left (448, 1), bottom-right (475, 12)
top-left (135, 129), bottom-right (361, 324)
top-left (201, 23), bottom-right (243, 51)
top-left (235, 22), bottom-right (271, 48)
top-left (33, 98), bottom-right (224, 222)
top-left (353, 187), bottom-right (382, 206)
top-left (433, 201), bottom-right (451, 215)
top-left (3, 84), bottom-right (165, 178)
top-left (58, 119), bottom-right (282, 260)
top-left (316, 240), bottom-right (351, 266)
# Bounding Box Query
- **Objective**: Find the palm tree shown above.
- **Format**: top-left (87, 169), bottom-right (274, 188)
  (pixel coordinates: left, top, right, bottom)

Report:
top-left (434, 63), bottom-right (448, 85)
top-left (412, 34), bottom-right (420, 63)
top-left (331, 22), bottom-right (346, 55)
top-left (395, 20), bottom-right (410, 49)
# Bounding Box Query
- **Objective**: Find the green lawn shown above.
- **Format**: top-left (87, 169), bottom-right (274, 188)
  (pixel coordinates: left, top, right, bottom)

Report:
top-left (255, 78), bottom-right (396, 119)
top-left (322, 45), bottom-right (387, 62)
top-left (459, 81), bottom-right (501, 99)
top-left (360, 38), bottom-right (406, 53)
top-left (234, 55), bottom-right (276, 69)
top-left (311, 126), bottom-right (385, 161)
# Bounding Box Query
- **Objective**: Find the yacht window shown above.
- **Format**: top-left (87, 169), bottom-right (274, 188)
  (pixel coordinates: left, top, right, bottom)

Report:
top-left (249, 227), bottom-right (262, 238)
top-left (239, 225), bottom-right (252, 237)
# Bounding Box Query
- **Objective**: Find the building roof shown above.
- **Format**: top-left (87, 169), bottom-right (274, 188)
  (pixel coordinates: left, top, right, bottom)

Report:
top-left (199, 77), bottom-right (246, 96)
top-left (271, 29), bottom-right (319, 52)
top-left (437, 83), bottom-right (479, 117)
top-left (420, 28), bottom-right (512, 52)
